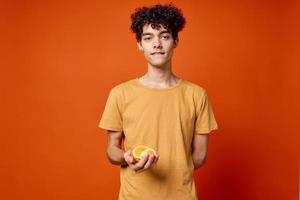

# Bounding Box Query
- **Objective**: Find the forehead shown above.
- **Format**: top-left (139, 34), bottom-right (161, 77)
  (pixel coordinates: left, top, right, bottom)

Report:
top-left (142, 24), bottom-right (171, 36)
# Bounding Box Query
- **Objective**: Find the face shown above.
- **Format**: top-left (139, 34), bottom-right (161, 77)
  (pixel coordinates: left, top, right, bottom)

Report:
top-left (137, 23), bottom-right (178, 68)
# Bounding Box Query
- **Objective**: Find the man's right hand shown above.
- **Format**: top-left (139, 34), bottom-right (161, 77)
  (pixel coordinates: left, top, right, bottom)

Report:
top-left (123, 149), bottom-right (159, 173)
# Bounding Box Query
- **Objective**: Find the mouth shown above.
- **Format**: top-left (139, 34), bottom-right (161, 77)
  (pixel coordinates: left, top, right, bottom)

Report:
top-left (151, 52), bottom-right (165, 55)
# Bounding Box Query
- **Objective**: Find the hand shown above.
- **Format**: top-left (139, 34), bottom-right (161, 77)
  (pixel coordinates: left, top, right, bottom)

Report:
top-left (123, 149), bottom-right (159, 173)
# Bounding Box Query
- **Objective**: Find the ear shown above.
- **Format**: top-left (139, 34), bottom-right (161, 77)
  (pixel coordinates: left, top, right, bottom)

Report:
top-left (137, 41), bottom-right (143, 51)
top-left (174, 39), bottom-right (179, 48)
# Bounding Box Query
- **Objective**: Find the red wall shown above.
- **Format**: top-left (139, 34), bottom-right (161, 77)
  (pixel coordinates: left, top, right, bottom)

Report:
top-left (1, 0), bottom-right (299, 199)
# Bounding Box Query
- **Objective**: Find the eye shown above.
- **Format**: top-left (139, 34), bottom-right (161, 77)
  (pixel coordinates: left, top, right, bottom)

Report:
top-left (162, 35), bottom-right (170, 39)
top-left (144, 37), bottom-right (151, 40)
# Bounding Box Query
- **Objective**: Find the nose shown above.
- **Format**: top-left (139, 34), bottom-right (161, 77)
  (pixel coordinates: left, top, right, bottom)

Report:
top-left (153, 37), bottom-right (162, 49)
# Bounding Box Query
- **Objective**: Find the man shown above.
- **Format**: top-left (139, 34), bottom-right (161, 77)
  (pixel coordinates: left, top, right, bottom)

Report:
top-left (99, 3), bottom-right (218, 200)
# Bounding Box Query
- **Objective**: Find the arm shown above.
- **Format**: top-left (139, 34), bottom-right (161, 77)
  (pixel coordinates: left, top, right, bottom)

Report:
top-left (106, 130), bottom-right (159, 172)
top-left (191, 134), bottom-right (209, 169)
top-left (106, 130), bottom-right (127, 166)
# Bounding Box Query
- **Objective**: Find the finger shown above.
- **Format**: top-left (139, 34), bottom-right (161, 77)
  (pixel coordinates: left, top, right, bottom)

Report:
top-left (129, 155), bottom-right (137, 164)
top-left (124, 149), bottom-right (131, 158)
top-left (125, 148), bottom-right (131, 154)
top-left (133, 153), bottom-right (149, 171)
top-left (143, 155), bottom-right (156, 169)
top-left (135, 155), bottom-right (156, 173)
top-left (124, 153), bottom-right (130, 163)
top-left (153, 155), bottom-right (159, 164)
top-left (127, 150), bottom-right (136, 164)
top-left (124, 149), bottom-right (135, 165)
top-left (126, 157), bottom-right (135, 165)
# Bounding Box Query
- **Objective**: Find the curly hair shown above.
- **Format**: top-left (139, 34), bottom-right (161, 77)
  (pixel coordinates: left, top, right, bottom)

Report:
top-left (130, 3), bottom-right (186, 42)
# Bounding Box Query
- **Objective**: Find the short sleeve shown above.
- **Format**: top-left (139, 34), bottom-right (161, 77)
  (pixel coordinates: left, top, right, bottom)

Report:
top-left (194, 88), bottom-right (218, 134)
top-left (98, 86), bottom-right (123, 132)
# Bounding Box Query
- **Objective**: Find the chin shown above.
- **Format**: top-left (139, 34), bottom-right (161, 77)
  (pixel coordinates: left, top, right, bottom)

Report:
top-left (149, 61), bottom-right (166, 67)
top-left (149, 59), bottom-right (169, 66)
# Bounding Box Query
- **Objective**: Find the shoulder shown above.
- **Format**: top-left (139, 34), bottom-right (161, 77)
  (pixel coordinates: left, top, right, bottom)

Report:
top-left (108, 78), bottom-right (135, 96)
top-left (182, 79), bottom-right (207, 96)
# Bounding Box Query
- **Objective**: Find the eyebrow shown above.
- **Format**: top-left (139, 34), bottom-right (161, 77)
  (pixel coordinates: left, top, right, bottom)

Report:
top-left (142, 30), bottom-right (171, 37)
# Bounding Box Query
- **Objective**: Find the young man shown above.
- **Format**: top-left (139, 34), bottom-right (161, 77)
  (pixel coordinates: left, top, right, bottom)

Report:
top-left (99, 3), bottom-right (218, 200)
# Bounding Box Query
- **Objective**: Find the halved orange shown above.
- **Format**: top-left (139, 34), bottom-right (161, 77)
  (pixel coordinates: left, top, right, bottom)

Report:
top-left (132, 145), bottom-right (157, 161)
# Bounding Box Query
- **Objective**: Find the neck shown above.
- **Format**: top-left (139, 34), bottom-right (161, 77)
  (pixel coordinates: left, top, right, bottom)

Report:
top-left (140, 60), bottom-right (179, 86)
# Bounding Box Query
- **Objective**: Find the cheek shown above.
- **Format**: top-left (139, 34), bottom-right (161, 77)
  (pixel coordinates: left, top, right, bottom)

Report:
top-left (166, 47), bottom-right (174, 56)
top-left (165, 42), bottom-right (175, 52)
top-left (143, 52), bottom-right (152, 60)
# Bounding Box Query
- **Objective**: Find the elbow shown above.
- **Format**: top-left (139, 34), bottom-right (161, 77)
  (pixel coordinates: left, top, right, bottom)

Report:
top-left (193, 156), bottom-right (207, 169)
top-left (106, 148), bottom-right (119, 165)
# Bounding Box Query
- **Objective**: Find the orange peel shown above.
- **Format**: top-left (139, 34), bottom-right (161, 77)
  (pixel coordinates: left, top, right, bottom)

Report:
top-left (132, 145), bottom-right (157, 161)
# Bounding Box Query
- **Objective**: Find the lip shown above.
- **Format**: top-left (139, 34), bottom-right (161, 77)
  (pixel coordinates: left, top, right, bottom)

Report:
top-left (151, 52), bottom-right (165, 55)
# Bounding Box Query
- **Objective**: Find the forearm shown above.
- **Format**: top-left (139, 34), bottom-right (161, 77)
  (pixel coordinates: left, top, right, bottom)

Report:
top-left (192, 153), bottom-right (207, 170)
top-left (193, 159), bottom-right (206, 169)
top-left (106, 145), bottom-right (127, 166)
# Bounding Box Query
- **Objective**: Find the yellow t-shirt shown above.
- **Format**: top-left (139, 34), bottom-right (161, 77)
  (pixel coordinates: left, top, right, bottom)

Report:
top-left (99, 77), bottom-right (218, 200)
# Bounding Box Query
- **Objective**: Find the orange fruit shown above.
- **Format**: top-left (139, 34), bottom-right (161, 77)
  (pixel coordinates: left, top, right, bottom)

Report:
top-left (132, 145), bottom-right (157, 161)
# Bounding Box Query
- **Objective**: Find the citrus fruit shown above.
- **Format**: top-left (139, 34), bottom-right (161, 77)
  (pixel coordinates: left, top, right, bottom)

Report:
top-left (132, 145), bottom-right (157, 161)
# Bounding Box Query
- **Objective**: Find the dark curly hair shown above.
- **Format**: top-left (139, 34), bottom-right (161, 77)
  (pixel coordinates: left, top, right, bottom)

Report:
top-left (130, 3), bottom-right (186, 43)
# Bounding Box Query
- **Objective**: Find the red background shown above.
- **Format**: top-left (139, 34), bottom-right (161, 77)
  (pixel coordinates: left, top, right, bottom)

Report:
top-left (1, 0), bottom-right (299, 199)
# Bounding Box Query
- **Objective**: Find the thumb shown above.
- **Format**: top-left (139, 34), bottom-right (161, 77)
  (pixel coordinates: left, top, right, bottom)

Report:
top-left (124, 149), bottom-right (134, 164)
top-left (128, 149), bottom-right (136, 164)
